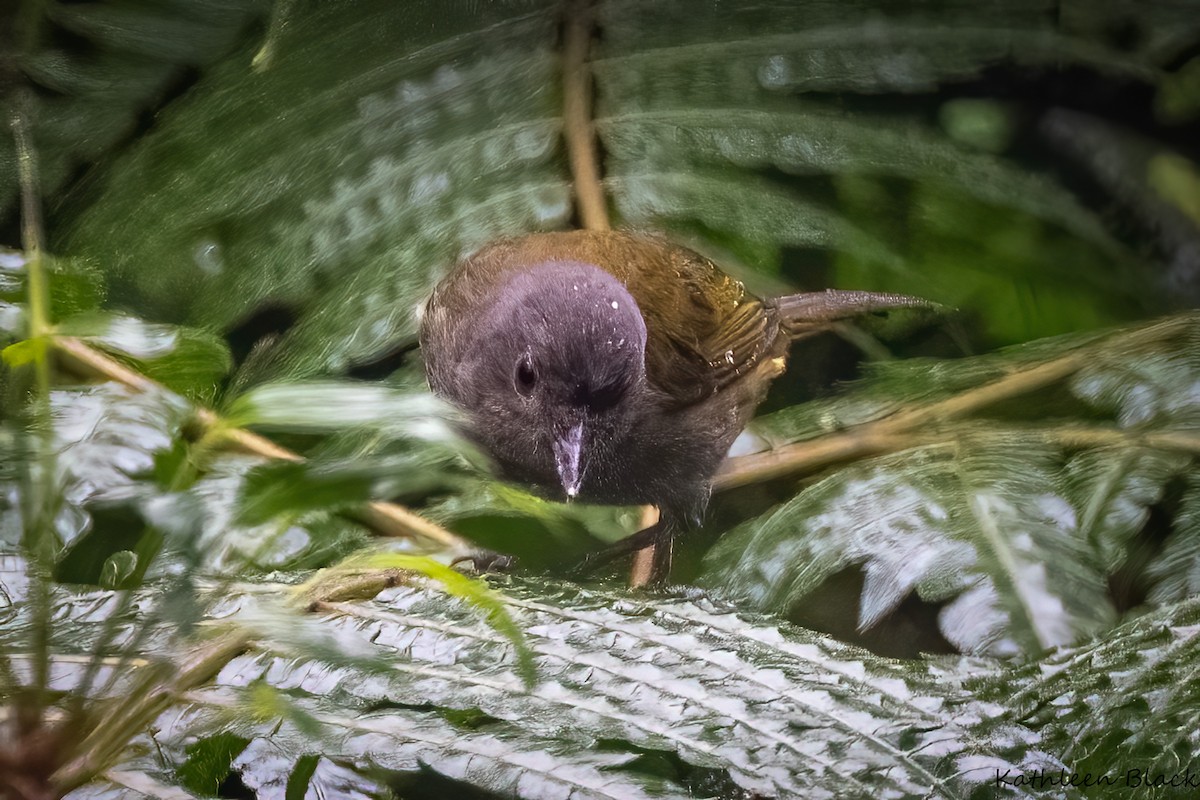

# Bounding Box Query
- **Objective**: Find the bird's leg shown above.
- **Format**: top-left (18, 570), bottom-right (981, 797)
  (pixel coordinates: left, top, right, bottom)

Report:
top-left (630, 505), bottom-right (672, 587)
top-left (643, 535), bottom-right (674, 586)
top-left (571, 517), bottom-right (676, 578)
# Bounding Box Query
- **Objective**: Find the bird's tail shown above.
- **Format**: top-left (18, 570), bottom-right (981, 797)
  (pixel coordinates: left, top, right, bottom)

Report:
top-left (772, 289), bottom-right (940, 340)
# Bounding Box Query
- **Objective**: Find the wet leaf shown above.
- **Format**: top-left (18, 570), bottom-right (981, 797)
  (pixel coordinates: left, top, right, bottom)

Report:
top-left (98, 549), bottom-right (138, 590)
top-left (1147, 473), bottom-right (1200, 604)
top-left (175, 731), bottom-right (251, 797)
top-left (704, 315), bottom-right (1200, 656)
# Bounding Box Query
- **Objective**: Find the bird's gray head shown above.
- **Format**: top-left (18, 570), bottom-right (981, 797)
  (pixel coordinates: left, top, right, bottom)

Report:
top-left (458, 260), bottom-right (648, 499)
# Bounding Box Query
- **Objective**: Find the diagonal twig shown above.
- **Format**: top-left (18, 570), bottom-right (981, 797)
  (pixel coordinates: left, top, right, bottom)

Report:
top-left (714, 314), bottom-right (1197, 490)
top-left (52, 337), bottom-right (470, 553)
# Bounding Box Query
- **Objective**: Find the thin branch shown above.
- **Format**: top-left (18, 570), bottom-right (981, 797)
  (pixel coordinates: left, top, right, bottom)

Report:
top-left (562, 0), bottom-right (609, 231)
top-left (715, 314), bottom-right (1197, 490)
top-left (52, 336), bottom-right (472, 553)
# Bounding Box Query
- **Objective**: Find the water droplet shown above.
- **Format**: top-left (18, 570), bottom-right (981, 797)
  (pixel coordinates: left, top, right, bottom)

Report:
top-left (758, 55), bottom-right (791, 89)
top-left (192, 239), bottom-right (223, 275)
top-left (611, 300), bottom-right (619, 309)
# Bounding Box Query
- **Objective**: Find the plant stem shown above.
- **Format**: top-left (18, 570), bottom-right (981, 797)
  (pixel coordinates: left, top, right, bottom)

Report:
top-left (53, 631), bottom-right (253, 794)
top-left (715, 313), bottom-right (1198, 490)
top-left (10, 90), bottom-right (57, 712)
top-left (562, 0), bottom-right (609, 231)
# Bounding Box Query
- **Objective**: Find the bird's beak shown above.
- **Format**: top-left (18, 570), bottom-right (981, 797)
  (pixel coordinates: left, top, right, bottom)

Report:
top-left (553, 422), bottom-right (586, 500)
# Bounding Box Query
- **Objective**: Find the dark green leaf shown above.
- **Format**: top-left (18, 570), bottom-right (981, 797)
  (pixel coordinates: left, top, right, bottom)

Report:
top-left (175, 731), bottom-right (252, 796)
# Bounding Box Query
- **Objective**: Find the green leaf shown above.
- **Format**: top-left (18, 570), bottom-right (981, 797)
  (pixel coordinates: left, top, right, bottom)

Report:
top-left (57, 312), bottom-right (234, 400)
top-left (8, 562), bottom-right (1200, 800)
top-left (56, 0), bottom-right (1185, 382)
top-left (224, 382), bottom-right (455, 441)
top-left (973, 596), bottom-right (1200, 795)
top-left (705, 439), bottom-right (1124, 656)
top-left (1147, 473), bottom-right (1200, 604)
top-left (336, 552), bottom-right (538, 689)
top-left (422, 478), bottom-right (642, 568)
top-left (1059, 448), bottom-right (1190, 571)
top-left (163, 578), bottom-right (1055, 799)
top-left (703, 314), bottom-right (1200, 657)
top-left (236, 454), bottom-right (457, 527)
top-left (58, 1), bottom-right (568, 382)
top-left (1, 336), bottom-right (47, 367)
top-left (149, 454), bottom-right (373, 573)
top-left (175, 731), bottom-right (252, 796)
top-left (2, 0), bottom-right (267, 223)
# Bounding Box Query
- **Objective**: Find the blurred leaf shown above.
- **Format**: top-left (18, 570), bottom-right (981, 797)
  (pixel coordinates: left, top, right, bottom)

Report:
top-left (423, 478), bottom-right (642, 568)
top-left (1149, 152), bottom-right (1200, 225)
top-left (1059, 448), bottom-right (1190, 571)
top-left (835, 174), bottom-right (1141, 343)
top-left (1157, 55), bottom-right (1200, 123)
top-left (237, 681), bottom-right (324, 739)
top-left (0, 251), bottom-right (105, 341)
top-left (2, 336), bottom-right (47, 367)
top-left (57, 312), bottom-right (233, 400)
top-left (1147, 473), bottom-right (1200, 604)
top-left (51, 383), bottom-right (191, 507)
top-left (232, 738), bottom-right (384, 800)
top-left (147, 454), bottom-right (373, 573)
top-left (98, 549), bottom-right (138, 590)
top-left (225, 382), bottom-right (454, 443)
top-left (1059, 0), bottom-right (1200, 64)
top-left (236, 455), bottom-right (456, 527)
top-left (58, 0), bottom-right (568, 383)
top-left (939, 99), bottom-right (1017, 153)
top-left (1, 0), bottom-right (268, 225)
top-left (1040, 108), bottom-right (1200, 306)
top-left (175, 731), bottom-right (251, 797)
top-left (56, 0), bottom-right (1193, 380)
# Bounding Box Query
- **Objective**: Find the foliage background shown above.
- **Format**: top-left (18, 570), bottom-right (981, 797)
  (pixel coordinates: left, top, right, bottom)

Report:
top-left (2, 0), bottom-right (1200, 797)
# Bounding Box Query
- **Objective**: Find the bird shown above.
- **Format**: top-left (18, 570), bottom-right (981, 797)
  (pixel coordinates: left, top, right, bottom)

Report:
top-left (420, 229), bottom-right (930, 577)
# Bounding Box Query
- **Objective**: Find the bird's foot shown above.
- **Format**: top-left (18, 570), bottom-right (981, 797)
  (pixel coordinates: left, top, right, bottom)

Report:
top-left (570, 521), bottom-right (674, 580)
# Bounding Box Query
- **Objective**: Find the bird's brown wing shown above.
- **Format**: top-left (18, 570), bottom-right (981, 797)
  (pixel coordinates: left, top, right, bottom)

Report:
top-left (594, 232), bottom-right (784, 408)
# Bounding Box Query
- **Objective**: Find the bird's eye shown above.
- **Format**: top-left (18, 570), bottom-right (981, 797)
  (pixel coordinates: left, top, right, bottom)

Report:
top-left (514, 355), bottom-right (537, 396)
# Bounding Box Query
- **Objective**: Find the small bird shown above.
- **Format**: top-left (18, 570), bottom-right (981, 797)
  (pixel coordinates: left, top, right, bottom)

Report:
top-left (420, 230), bottom-right (929, 574)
